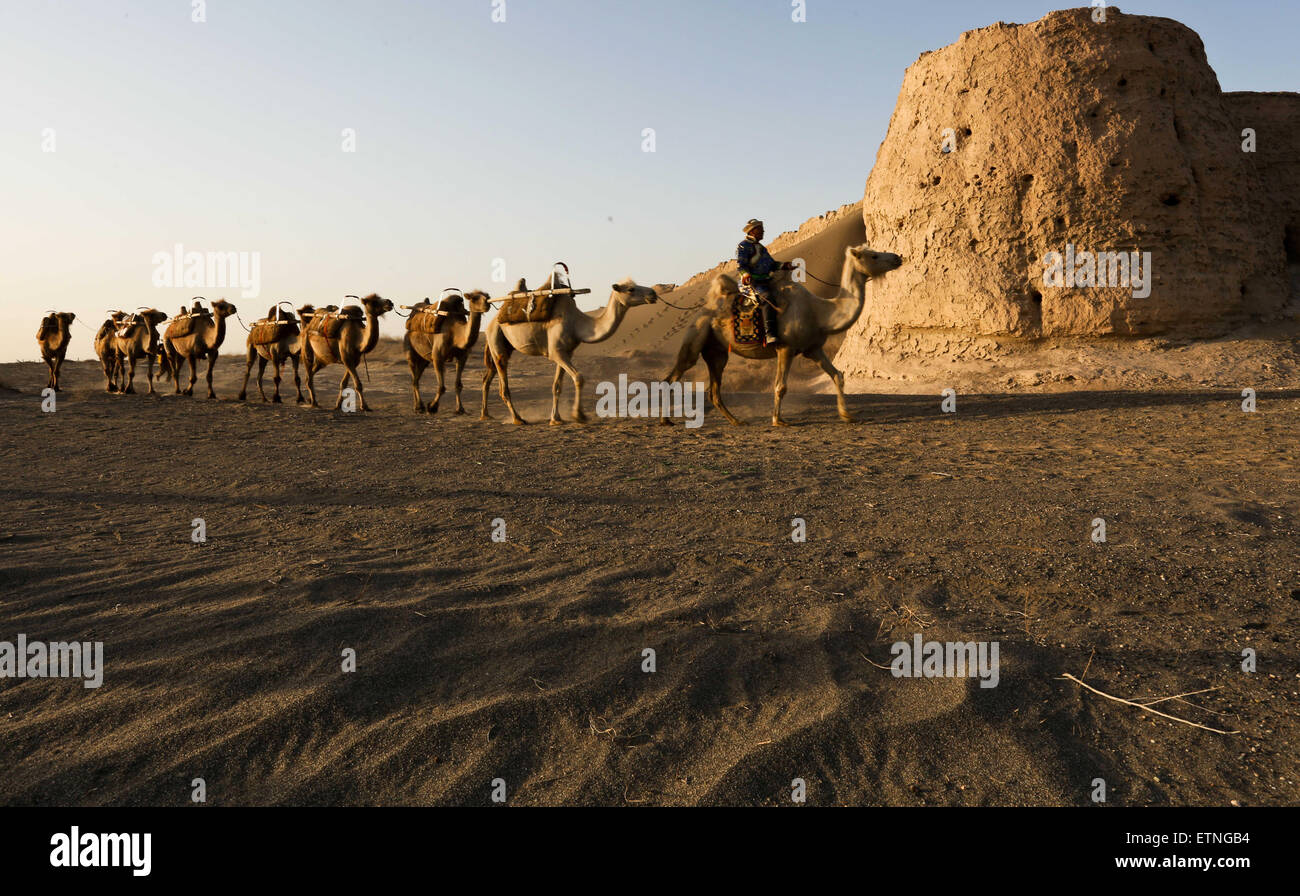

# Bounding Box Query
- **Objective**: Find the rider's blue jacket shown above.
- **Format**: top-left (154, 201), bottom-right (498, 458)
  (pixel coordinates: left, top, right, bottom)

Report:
top-left (737, 236), bottom-right (781, 281)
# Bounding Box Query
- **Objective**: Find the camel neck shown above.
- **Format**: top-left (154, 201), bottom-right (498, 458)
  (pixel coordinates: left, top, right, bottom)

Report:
top-left (822, 257), bottom-right (869, 335)
top-left (577, 293), bottom-right (627, 344)
top-left (361, 309), bottom-right (381, 354)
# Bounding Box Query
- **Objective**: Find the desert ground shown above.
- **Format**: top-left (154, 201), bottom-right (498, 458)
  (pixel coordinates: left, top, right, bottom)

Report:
top-left (1, 341), bottom-right (1297, 806)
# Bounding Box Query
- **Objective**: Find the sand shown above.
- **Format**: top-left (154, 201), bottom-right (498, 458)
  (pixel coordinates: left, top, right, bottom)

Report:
top-left (0, 344), bottom-right (1297, 806)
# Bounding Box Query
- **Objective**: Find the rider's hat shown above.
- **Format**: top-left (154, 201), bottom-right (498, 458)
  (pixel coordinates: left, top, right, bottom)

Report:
top-left (743, 218), bottom-right (763, 235)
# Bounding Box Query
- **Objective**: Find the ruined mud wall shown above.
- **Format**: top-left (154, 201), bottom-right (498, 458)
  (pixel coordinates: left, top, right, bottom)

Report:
top-left (837, 7), bottom-right (1296, 382)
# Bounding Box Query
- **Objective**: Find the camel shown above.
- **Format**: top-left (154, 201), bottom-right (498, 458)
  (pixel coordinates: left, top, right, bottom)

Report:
top-left (663, 244), bottom-right (902, 426)
top-left (405, 290), bottom-right (491, 414)
top-left (238, 305), bottom-right (304, 404)
top-left (164, 299), bottom-right (237, 398)
top-left (36, 312), bottom-right (75, 391)
top-left (93, 313), bottom-right (127, 392)
top-left (109, 309), bottom-right (169, 395)
top-left (481, 277), bottom-right (659, 424)
top-left (300, 294), bottom-right (393, 411)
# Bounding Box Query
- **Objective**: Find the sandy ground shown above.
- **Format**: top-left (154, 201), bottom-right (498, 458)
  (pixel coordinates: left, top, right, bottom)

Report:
top-left (1, 341), bottom-right (1297, 806)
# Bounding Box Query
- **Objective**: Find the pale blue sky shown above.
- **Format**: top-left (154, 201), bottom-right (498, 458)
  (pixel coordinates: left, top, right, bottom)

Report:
top-left (2, 0), bottom-right (1296, 360)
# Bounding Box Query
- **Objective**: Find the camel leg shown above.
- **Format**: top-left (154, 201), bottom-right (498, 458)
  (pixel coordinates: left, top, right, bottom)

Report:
top-left (407, 344), bottom-right (428, 413)
top-left (54, 355), bottom-right (64, 391)
top-left (258, 356), bottom-right (271, 402)
top-left (146, 353), bottom-right (156, 395)
top-left (771, 346), bottom-right (793, 427)
top-left (303, 345), bottom-right (319, 407)
top-left (664, 315), bottom-right (712, 382)
top-left (336, 362), bottom-right (368, 411)
top-left (494, 348), bottom-right (525, 425)
top-left (453, 355), bottom-right (467, 414)
top-left (333, 367), bottom-right (349, 410)
top-left (271, 357), bottom-right (284, 403)
top-left (805, 346), bottom-right (854, 423)
top-left (429, 358), bottom-right (446, 414)
top-left (552, 350), bottom-right (586, 423)
top-left (238, 346), bottom-right (256, 401)
top-left (702, 338), bottom-right (743, 426)
top-left (124, 354), bottom-right (138, 394)
top-left (548, 362), bottom-right (565, 424)
top-left (291, 354), bottom-right (304, 403)
top-left (205, 351), bottom-right (219, 399)
top-left (479, 345), bottom-right (496, 420)
top-left (101, 356), bottom-right (114, 392)
top-left (184, 354), bottom-right (198, 396)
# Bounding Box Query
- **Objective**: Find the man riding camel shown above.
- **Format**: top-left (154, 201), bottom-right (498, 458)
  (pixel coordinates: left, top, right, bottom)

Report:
top-left (736, 219), bottom-right (795, 345)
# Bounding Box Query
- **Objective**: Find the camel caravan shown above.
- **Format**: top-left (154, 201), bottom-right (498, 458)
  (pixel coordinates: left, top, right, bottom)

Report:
top-left (38, 235), bottom-right (904, 425)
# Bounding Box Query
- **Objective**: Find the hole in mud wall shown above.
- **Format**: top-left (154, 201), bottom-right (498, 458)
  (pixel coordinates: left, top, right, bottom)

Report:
top-left (1022, 290), bottom-right (1044, 335)
top-left (1161, 193), bottom-right (1181, 207)
top-left (1286, 224), bottom-right (1300, 264)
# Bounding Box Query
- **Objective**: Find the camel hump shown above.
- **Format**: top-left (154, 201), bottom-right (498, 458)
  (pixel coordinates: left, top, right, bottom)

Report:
top-left (166, 315), bottom-right (198, 339)
top-left (709, 274), bottom-right (740, 304)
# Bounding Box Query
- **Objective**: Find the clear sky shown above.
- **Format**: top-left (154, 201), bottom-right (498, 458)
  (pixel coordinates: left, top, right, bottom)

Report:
top-left (3, 0), bottom-right (1296, 361)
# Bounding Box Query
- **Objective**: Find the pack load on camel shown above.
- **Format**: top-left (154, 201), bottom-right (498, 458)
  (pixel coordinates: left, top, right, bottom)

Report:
top-left (495, 262), bottom-right (590, 324)
top-left (304, 298), bottom-right (366, 339)
top-left (249, 303), bottom-right (301, 346)
top-left (165, 298), bottom-right (213, 340)
top-left (403, 289), bottom-right (469, 335)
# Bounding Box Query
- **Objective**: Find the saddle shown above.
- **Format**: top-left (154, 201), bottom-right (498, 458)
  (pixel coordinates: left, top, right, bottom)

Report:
top-left (165, 310), bottom-right (211, 340)
top-left (497, 292), bottom-right (559, 325)
top-left (305, 305), bottom-right (363, 339)
top-left (406, 297), bottom-right (466, 335)
top-left (730, 290), bottom-right (767, 346)
top-left (249, 317), bottom-right (299, 346)
top-left (117, 313), bottom-right (147, 339)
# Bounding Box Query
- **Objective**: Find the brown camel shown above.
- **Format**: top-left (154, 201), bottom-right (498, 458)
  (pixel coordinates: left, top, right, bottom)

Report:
top-left (238, 304), bottom-right (304, 404)
top-left (405, 290), bottom-right (491, 414)
top-left (164, 299), bottom-right (237, 398)
top-left (93, 313), bottom-right (127, 392)
top-left (301, 294), bottom-right (393, 411)
top-left (481, 278), bottom-right (659, 424)
top-left (663, 244), bottom-right (902, 426)
top-left (36, 312), bottom-right (75, 391)
top-left (109, 309), bottom-right (169, 395)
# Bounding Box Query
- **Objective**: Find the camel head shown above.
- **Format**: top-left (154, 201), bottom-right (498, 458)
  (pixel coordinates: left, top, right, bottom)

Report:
top-left (610, 278), bottom-right (658, 308)
top-left (848, 245), bottom-right (903, 279)
top-left (360, 294), bottom-right (394, 318)
top-left (464, 290), bottom-right (492, 314)
top-left (141, 309), bottom-right (167, 328)
top-left (38, 312), bottom-right (74, 339)
top-left (210, 299), bottom-right (237, 318)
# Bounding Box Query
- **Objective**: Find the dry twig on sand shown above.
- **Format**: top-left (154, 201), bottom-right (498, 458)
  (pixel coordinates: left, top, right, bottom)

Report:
top-left (1061, 674), bottom-right (1240, 735)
